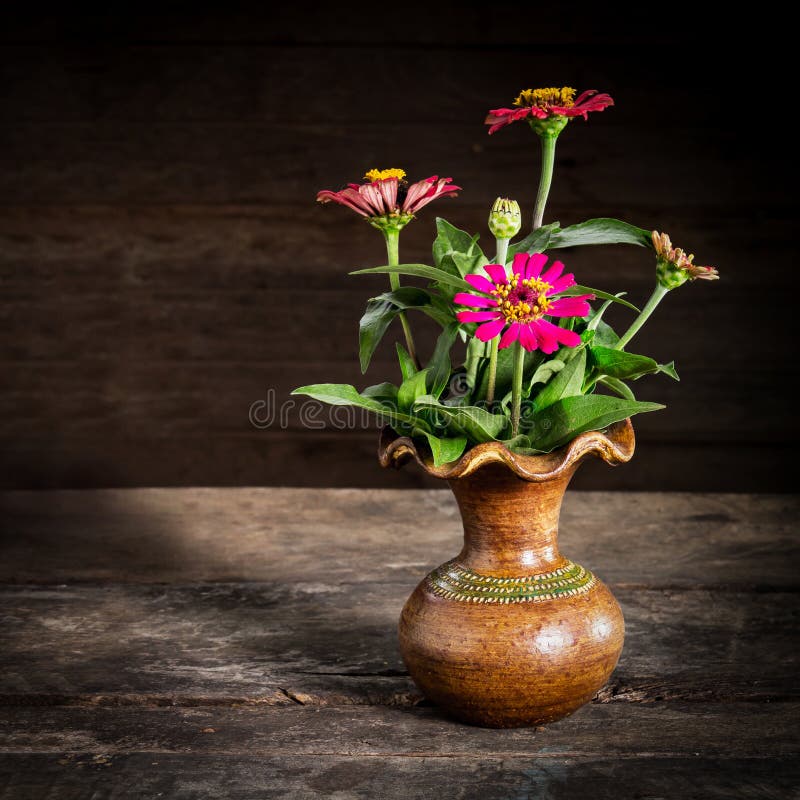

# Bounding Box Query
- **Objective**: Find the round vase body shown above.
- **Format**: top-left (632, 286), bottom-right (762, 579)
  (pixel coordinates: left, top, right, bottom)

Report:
top-left (382, 421), bottom-right (634, 728)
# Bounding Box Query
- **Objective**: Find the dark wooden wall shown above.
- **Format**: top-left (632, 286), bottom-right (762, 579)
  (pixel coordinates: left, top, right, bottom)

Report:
top-left (0, 5), bottom-right (794, 490)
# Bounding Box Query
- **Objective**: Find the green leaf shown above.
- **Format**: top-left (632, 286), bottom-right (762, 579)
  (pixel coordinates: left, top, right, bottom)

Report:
top-left (413, 395), bottom-right (507, 443)
top-left (420, 431), bottom-right (468, 467)
top-left (398, 369), bottom-right (430, 413)
top-left (530, 358), bottom-right (565, 387)
top-left (427, 325), bottom-right (458, 400)
top-left (548, 218), bottom-right (652, 249)
top-left (464, 336), bottom-right (487, 393)
top-left (590, 346), bottom-right (680, 382)
top-left (593, 320), bottom-right (621, 348)
top-left (433, 218), bottom-right (481, 268)
top-left (358, 287), bottom-right (455, 373)
top-left (291, 383), bottom-right (427, 430)
top-left (527, 395), bottom-right (664, 452)
top-left (533, 347), bottom-right (587, 411)
top-left (598, 376), bottom-right (635, 401)
top-left (395, 343), bottom-right (417, 381)
top-left (452, 250), bottom-right (489, 279)
top-left (361, 382), bottom-right (399, 403)
top-left (500, 434), bottom-right (534, 453)
top-left (560, 285), bottom-right (639, 312)
top-left (351, 263), bottom-right (470, 291)
top-left (508, 222), bottom-right (560, 259)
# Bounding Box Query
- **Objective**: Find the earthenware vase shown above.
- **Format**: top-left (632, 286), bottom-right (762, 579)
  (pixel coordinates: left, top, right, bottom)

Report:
top-left (378, 419), bottom-right (635, 728)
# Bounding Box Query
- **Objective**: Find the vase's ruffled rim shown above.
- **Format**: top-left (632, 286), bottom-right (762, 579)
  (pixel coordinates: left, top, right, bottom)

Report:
top-left (378, 419), bottom-right (635, 482)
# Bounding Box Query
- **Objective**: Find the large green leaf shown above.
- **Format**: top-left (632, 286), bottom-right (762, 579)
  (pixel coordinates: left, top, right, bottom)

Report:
top-left (361, 382), bottom-right (399, 403)
top-left (527, 395), bottom-right (664, 452)
top-left (433, 217), bottom-right (482, 268)
top-left (291, 383), bottom-right (427, 430)
top-left (548, 218), bottom-right (652, 249)
top-left (351, 263), bottom-right (470, 291)
top-left (529, 358), bottom-right (565, 388)
top-left (398, 369), bottom-right (430, 413)
top-left (507, 222), bottom-right (559, 259)
top-left (413, 395), bottom-right (507, 443)
top-left (420, 430), bottom-right (468, 467)
top-left (590, 346), bottom-right (680, 382)
top-left (358, 287), bottom-right (453, 374)
top-left (533, 347), bottom-right (587, 411)
top-left (358, 287), bottom-right (427, 374)
top-left (427, 325), bottom-right (458, 400)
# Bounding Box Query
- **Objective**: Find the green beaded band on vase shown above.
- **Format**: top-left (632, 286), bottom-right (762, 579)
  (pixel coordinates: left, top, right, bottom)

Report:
top-left (427, 559), bottom-right (596, 604)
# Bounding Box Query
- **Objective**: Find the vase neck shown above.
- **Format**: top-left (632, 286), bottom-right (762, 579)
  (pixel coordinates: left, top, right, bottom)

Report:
top-left (448, 464), bottom-right (574, 576)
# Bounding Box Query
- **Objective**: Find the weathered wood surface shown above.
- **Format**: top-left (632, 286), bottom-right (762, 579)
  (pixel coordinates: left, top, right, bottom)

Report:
top-left (0, 8), bottom-right (795, 491)
top-left (0, 488), bottom-right (797, 797)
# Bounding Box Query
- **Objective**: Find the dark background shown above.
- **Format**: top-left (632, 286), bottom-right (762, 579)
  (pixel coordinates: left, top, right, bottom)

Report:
top-left (0, 4), bottom-right (794, 491)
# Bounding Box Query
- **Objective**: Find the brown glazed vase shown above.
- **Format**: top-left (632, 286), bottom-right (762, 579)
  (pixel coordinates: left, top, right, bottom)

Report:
top-left (379, 419), bottom-right (635, 728)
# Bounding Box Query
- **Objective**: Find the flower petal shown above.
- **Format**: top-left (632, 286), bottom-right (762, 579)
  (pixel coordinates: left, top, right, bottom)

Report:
top-left (541, 260), bottom-right (565, 286)
top-left (498, 323), bottom-right (520, 349)
top-left (525, 253), bottom-right (548, 279)
top-left (475, 318), bottom-right (506, 341)
top-left (547, 295), bottom-right (593, 318)
top-left (530, 319), bottom-right (558, 353)
top-left (484, 263), bottom-right (507, 284)
top-left (457, 310), bottom-right (502, 323)
top-left (465, 274), bottom-right (494, 293)
top-left (537, 319), bottom-right (582, 349)
top-left (519, 323), bottom-right (539, 352)
top-left (548, 272), bottom-right (577, 294)
top-left (454, 292), bottom-right (497, 308)
top-left (512, 252), bottom-right (528, 277)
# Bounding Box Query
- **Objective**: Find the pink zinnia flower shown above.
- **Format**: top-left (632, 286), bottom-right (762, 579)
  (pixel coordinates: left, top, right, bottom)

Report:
top-left (454, 253), bottom-right (594, 354)
top-left (316, 168), bottom-right (460, 230)
top-left (485, 87), bottom-right (614, 135)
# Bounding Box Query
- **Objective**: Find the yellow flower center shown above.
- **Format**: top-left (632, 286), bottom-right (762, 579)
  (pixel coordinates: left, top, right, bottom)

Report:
top-left (363, 168), bottom-right (407, 183)
top-left (513, 87), bottom-right (576, 109)
top-left (491, 273), bottom-right (552, 323)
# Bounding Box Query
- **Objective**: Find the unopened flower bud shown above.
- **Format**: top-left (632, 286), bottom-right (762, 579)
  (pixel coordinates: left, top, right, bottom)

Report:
top-left (652, 231), bottom-right (719, 290)
top-left (488, 198), bottom-right (521, 240)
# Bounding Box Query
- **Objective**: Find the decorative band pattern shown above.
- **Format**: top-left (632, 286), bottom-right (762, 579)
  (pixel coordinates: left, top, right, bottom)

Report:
top-left (427, 559), bottom-right (596, 603)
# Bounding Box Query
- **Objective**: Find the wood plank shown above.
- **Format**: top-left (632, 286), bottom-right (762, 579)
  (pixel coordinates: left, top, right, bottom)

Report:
top-left (0, 44), bottom-right (776, 127)
top-left (0, 361), bottom-right (785, 440)
top-left (0, 123), bottom-right (776, 209)
top-left (0, 704), bottom-right (796, 757)
top-left (0, 205), bottom-right (787, 291)
top-left (0, 582), bottom-right (795, 703)
top-left (1, 489), bottom-right (796, 587)
top-left (0, 435), bottom-right (792, 492)
top-left (0, 753), bottom-right (796, 800)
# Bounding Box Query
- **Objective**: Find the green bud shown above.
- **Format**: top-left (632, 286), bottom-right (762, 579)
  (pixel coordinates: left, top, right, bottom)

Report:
top-left (488, 197), bottom-right (521, 240)
top-left (528, 115), bottom-right (570, 139)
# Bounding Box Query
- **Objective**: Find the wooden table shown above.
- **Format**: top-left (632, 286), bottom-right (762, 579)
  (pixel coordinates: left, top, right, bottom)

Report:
top-left (0, 488), bottom-right (797, 798)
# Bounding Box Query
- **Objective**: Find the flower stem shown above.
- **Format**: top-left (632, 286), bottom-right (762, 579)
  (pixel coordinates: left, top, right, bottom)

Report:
top-left (615, 284), bottom-right (670, 350)
top-left (532, 134), bottom-right (557, 231)
top-left (511, 341), bottom-right (525, 437)
top-left (485, 237), bottom-right (509, 406)
top-left (383, 228), bottom-right (420, 369)
top-left (485, 337), bottom-right (499, 405)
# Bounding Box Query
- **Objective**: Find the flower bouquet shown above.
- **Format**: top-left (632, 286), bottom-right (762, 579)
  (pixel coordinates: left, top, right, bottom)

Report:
top-left (292, 86), bottom-right (718, 728)
top-left (293, 87), bottom-right (717, 465)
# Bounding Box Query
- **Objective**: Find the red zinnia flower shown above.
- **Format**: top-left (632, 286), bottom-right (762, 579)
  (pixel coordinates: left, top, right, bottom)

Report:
top-left (316, 168), bottom-right (460, 230)
top-left (485, 87), bottom-right (614, 135)
top-left (455, 253), bottom-right (593, 354)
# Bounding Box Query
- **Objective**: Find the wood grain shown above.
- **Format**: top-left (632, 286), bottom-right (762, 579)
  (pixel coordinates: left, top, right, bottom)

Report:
top-left (0, 486), bottom-right (797, 796)
top-left (0, 16), bottom-right (794, 489)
